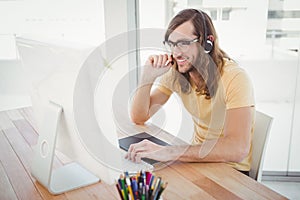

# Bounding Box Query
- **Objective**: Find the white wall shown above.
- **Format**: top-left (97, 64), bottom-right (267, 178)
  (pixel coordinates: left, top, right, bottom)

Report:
top-left (0, 0), bottom-right (105, 45)
top-left (0, 0), bottom-right (105, 111)
top-left (0, 60), bottom-right (31, 111)
top-left (239, 57), bottom-right (299, 172)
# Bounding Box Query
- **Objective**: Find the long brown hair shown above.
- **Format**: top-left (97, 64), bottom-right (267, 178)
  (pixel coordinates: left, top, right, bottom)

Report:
top-left (165, 9), bottom-right (230, 99)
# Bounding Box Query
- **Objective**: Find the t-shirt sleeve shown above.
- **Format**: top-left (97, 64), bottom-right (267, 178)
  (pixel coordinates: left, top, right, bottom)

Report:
top-left (225, 69), bottom-right (255, 109)
top-left (157, 84), bottom-right (173, 96)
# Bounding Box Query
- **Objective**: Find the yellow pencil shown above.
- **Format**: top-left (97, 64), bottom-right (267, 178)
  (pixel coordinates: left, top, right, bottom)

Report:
top-left (125, 173), bottom-right (135, 200)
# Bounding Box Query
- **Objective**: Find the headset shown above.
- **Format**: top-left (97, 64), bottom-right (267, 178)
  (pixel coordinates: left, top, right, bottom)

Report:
top-left (198, 10), bottom-right (213, 53)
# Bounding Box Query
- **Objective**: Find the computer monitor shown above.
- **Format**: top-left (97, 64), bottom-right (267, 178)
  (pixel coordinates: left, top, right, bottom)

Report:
top-left (16, 36), bottom-right (153, 194)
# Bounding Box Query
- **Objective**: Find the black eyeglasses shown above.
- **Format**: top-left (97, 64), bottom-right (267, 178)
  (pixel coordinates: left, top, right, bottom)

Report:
top-left (163, 38), bottom-right (199, 52)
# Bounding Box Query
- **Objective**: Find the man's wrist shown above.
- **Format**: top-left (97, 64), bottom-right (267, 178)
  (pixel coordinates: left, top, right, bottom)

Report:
top-left (140, 74), bottom-right (156, 85)
top-left (166, 145), bottom-right (187, 161)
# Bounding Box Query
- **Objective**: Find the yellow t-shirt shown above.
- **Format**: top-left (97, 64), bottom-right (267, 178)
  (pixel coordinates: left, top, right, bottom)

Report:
top-left (157, 59), bottom-right (255, 171)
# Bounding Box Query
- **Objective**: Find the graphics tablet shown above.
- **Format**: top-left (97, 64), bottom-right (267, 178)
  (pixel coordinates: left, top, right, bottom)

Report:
top-left (119, 132), bottom-right (170, 164)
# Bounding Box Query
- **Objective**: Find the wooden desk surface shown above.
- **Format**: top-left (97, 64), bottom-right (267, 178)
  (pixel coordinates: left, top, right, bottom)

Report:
top-left (0, 107), bottom-right (287, 200)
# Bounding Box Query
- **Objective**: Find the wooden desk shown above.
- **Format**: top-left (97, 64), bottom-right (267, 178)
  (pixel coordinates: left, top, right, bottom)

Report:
top-left (0, 107), bottom-right (287, 200)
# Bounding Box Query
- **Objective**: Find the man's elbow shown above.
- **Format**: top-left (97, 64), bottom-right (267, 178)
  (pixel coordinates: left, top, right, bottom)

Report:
top-left (130, 113), bottom-right (148, 125)
top-left (232, 145), bottom-right (250, 163)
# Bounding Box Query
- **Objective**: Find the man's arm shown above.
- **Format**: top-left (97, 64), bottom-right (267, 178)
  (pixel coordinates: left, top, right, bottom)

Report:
top-left (131, 87), bottom-right (170, 125)
top-left (130, 54), bottom-right (173, 125)
top-left (176, 106), bottom-right (253, 162)
top-left (127, 106), bottom-right (254, 163)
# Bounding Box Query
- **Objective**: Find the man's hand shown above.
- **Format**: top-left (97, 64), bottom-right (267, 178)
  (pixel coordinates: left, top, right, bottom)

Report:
top-left (142, 54), bottom-right (173, 82)
top-left (125, 139), bottom-right (177, 163)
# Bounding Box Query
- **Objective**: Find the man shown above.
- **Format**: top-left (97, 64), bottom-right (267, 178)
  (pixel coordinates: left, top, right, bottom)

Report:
top-left (126, 9), bottom-right (255, 175)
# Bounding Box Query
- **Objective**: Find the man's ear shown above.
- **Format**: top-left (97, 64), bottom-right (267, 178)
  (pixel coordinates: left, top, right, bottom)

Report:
top-left (207, 35), bottom-right (214, 42)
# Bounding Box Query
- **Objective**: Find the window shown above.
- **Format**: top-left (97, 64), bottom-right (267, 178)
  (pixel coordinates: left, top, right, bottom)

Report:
top-left (268, 10), bottom-right (300, 19)
top-left (210, 9), bottom-right (218, 21)
top-left (222, 8), bottom-right (231, 20)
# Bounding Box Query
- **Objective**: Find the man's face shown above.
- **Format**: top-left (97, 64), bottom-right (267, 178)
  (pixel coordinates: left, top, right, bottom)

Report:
top-left (168, 21), bottom-right (200, 74)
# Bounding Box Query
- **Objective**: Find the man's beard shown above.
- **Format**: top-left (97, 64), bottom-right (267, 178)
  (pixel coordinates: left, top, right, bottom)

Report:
top-left (177, 63), bottom-right (196, 75)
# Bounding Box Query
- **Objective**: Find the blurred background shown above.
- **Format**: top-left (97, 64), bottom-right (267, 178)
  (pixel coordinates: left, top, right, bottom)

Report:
top-left (0, 0), bottom-right (299, 197)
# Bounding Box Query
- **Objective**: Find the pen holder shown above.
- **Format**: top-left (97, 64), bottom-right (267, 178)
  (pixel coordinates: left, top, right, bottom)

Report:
top-left (115, 171), bottom-right (167, 200)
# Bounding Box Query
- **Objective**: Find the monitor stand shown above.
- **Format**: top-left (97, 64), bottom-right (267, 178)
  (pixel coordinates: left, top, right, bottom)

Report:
top-left (31, 101), bottom-right (100, 195)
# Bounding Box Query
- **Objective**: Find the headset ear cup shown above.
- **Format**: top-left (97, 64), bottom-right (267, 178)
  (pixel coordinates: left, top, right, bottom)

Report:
top-left (204, 40), bottom-right (213, 53)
